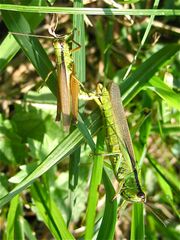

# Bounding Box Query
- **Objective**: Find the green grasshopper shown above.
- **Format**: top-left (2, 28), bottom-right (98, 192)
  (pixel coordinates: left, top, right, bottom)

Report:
top-left (94, 82), bottom-right (146, 203)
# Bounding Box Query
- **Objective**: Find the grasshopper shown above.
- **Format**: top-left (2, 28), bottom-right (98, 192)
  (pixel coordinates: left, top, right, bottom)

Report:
top-left (94, 82), bottom-right (145, 203)
top-left (10, 14), bottom-right (81, 131)
top-left (50, 30), bottom-right (80, 131)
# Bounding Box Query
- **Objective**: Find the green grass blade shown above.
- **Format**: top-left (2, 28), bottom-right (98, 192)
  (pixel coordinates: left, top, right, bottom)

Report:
top-left (68, 0), bottom-right (86, 196)
top-left (148, 76), bottom-right (180, 110)
top-left (77, 116), bottom-right (96, 152)
top-left (6, 195), bottom-right (19, 240)
top-left (0, 110), bottom-right (101, 208)
top-left (0, 4), bottom-right (179, 15)
top-left (31, 182), bottom-right (75, 240)
top-left (2, 10), bottom-right (57, 96)
top-left (0, 34), bottom-right (19, 72)
top-left (124, 0), bottom-right (160, 79)
top-left (121, 44), bottom-right (180, 105)
top-left (85, 128), bottom-right (105, 240)
top-left (156, 174), bottom-right (179, 217)
top-left (73, 0), bottom-right (86, 83)
top-left (1, 0), bottom-right (47, 72)
top-left (97, 169), bottom-right (118, 240)
top-left (152, 124), bottom-right (180, 136)
top-left (130, 203), bottom-right (145, 240)
top-left (148, 155), bottom-right (180, 195)
top-left (69, 145), bottom-right (81, 192)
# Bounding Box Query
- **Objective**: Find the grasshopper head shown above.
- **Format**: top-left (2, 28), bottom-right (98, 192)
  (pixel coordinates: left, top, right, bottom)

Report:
top-left (121, 174), bottom-right (146, 203)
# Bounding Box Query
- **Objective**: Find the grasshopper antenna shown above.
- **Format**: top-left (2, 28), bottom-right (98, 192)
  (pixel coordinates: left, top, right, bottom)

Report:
top-left (145, 202), bottom-right (168, 227)
top-left (45, 0), bottom-right (59, 38)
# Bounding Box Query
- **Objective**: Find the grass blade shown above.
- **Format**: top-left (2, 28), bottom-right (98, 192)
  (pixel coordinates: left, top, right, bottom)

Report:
top-left (2, 10), bottom-right (57, 96)
top-left (73, 0), bottom-right (86, 84)
top-left (121, 44), bottom-right (180, 105)
top-left (6, 195), bottom-right (19, 240)
top-left (124, 0), bottom-right (160, 79)
top-left (0, 34), bottom-right (19, 72)
top-left (97, 169), bottom-right (118, 240)
top-left (148, 76), bottom-right (180, 110)
top-left (0, 4), bottom-right (179, 15)
top-left (31, 182), bottom-right (75, 240)
top-left (85, 128), bottom-right (105, 240)
top-left (130, 203), bottom-right (145, 240)
top-left (1, 0), bottom-right (47, 72)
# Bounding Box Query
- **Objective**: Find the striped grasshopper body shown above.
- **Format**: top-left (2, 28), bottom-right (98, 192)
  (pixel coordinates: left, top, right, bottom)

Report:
top-left (10, 29), bottom-right (80, 132)
top-left (53, 38), bottom-right (79, 131)
top-left (95, 82), bottom-right (145, 203)
top-left (47, 13), bottom-right (80, 131)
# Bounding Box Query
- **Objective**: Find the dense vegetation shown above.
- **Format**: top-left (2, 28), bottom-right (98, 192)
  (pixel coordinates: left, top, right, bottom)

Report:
top-left (0, 0), bottom-right (179, 239)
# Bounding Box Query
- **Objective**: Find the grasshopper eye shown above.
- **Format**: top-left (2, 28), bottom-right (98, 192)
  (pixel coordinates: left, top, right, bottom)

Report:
top-left (137, 191), bottom-right (146, 203)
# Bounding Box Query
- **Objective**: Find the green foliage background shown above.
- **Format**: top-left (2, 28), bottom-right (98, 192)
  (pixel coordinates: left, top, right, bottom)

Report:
top-left (0, 0), bottom-right (179, 239)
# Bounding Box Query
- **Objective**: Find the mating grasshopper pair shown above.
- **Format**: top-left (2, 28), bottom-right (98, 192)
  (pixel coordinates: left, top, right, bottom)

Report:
top-left (11, 23), bottom-right (145, 204)
top-left (52, 27), bottom-right (146, 203)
